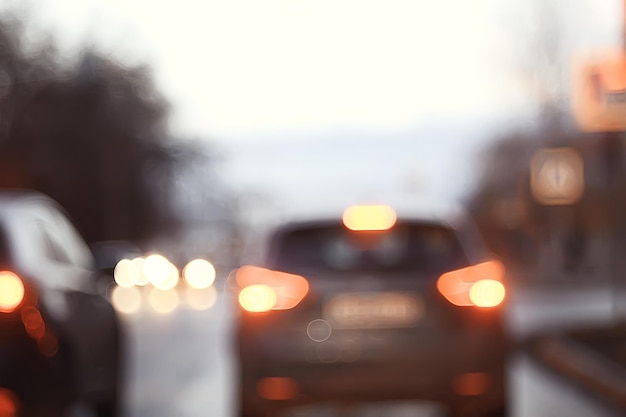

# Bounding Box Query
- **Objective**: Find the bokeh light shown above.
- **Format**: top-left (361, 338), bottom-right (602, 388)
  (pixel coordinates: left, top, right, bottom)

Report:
top-left (151, 260), bottom-right (179, 291)
top-left (307, 319), bottom-right (332, 342)
top-left (111, 285), bottom-right (142, 314)
top-left (114, 259), bottom-right (138, 288)
top-left (148, 287), bottom-right (179, 314)
top-left (131, 257), bottom-right (150, 286)
top-left (235, 266), bottom-right (309, 310)
top-left (0, 271), bottom-right (24, 313)
top-left (185, 286), bottom-right (218, 311)
top-left (342, 205), bottom-right (397, 231)
top-left (183, 259), bottom-right (216, 289)
top-left (239, 285), bottom-right (276, 313)
top-left (0, 388), bottom-right (18, 417)
top-left (142, 254), bottom-right (172, 286)
top-left (469, 279), bottom-right (505, 308)
top-left (21, 306), bottom-right (45, 340)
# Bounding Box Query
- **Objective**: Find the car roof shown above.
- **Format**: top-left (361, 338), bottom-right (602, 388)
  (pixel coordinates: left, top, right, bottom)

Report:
top-left (0, 189), bottom-right (58, 212)
top-left (275, 199), bottom-right (469, 231)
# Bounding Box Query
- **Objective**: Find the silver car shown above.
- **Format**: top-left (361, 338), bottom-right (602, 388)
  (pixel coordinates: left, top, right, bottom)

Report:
top-left (0, 190), bottom-right (123, 417)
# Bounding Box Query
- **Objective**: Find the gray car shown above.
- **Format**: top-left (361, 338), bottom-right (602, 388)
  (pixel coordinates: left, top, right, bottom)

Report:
top-left (0, 190), bottom-right (123, 417)
top-left (234, 204), bottom-right (509, 417)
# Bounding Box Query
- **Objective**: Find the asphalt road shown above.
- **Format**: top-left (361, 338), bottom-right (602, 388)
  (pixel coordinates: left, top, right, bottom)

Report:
top-left (118, 282), bottom-right (626, 417)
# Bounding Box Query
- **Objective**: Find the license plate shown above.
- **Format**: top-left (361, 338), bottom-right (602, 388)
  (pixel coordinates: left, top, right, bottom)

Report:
top-left (323, 292), bottom-right (423, 329)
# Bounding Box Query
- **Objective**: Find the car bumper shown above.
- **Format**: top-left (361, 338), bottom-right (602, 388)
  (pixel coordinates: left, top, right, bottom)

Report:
top-left (238, 329), bottom-right (509, 416)
top-left (0, 335), bottom-right (72, 417)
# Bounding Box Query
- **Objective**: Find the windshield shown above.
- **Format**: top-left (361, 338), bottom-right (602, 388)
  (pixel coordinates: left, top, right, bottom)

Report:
top-left (271, 223), bottom-right (469, 275)
top-left (0, 2), bottom-right (624, 417)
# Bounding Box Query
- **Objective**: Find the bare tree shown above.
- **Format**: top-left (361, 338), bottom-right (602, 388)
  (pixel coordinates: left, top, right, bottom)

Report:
top-left (0, 15), bottom-right (183, 243)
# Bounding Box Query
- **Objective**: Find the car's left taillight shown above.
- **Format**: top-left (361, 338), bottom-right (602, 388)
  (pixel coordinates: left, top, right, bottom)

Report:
top-left (437, 260), bottom-right (506, 308)
top-left (0, 271), bottom-right (58, 357)
top-left (0, 271), bottom-right (25, 314)
top-left (234, 266), bottom-right (309, 313)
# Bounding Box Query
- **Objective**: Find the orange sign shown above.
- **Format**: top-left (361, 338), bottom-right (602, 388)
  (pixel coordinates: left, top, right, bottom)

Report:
top-left (572, 50), bottom-right (626, 132)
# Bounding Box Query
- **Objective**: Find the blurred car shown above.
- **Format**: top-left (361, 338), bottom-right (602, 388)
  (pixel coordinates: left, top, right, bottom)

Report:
top-left (233, 204), bottom-right (509, 417)
top-left (0, 190), bottom-right (123, 417)
top-left (91, 240), bottom-right (143, 278)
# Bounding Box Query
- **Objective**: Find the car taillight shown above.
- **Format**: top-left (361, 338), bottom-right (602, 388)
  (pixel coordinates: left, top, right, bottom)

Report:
top-left (437, 260), bottom-right (505, 308)
top-left (0, 271), bottom-right (25, 313)
top-left (0, 388), bottom-right (19, 417)
top-left (235, 266), bottom-right (309, 312)
top-left (239, 285), bottom-right (277, 313)
top-left (469, 279), bottom-right (506, 308)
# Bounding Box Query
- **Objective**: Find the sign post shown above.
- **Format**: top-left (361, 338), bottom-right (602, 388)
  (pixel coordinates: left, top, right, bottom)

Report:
top-left (530, 148), bottom-right (585, 278)
top-left (568, 1), bottom-right (626, 315)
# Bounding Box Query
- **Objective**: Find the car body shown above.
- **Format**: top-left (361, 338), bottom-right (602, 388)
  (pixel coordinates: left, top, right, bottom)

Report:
top-left (234, 204), bottom-right (510, 417)
top-left (0, 190), bottom-right (123, 417)
top-left (91, 240), bottom-right (143, 278)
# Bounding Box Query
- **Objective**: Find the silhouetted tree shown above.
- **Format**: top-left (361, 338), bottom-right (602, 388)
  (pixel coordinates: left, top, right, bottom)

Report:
top-left (0, 16), bottom-right (179, 243)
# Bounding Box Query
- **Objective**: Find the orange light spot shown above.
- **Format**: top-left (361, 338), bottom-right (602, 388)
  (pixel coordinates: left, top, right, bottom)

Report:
top-left (21, 307), bottom-right (45, 340)
top-left (235, 266), bottom-right (309, 311)
top-left (437, 260), bottom-right (504, 307)
top-left (342, 205), bottom-right (397, 231)
top-left (239, 285), bottom-right (276, 312)
top-left (257, 377), bottom-right (299, 400)
top-left (437, 267), bottom-right (474, 306)
top-left (469, 280), bottom-right (506, 308)
top-left (0, 388), bottom-right (18, 417)
top-left (0, 272), bottom-right (24, 313)
top-left (593, 54), bottom-right (626, 90)
top-left (452, 372), bottom-right (491, 396)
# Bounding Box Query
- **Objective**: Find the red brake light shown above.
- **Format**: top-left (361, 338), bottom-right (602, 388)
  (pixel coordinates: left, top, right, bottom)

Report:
top-left (235, 266), bottom-right (309, 311)
top-left (0, 271), bottom-right (25, 313)
top-left (0, 388), bottom-right (19, 417)
top-left (437, 260), bottom-right (505, 308)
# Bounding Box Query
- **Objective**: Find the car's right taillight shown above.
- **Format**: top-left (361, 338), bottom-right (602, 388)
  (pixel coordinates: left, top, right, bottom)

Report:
top-left (437, 260), bottom-right (505, 308)
top-left (234, 266), bottom-right (309, 313)
top-left (0, 271), bottom-right (25, 313)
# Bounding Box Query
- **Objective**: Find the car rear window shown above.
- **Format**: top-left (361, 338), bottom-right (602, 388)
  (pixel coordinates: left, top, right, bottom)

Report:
top-left (269, 222), bottom-right (469, 275)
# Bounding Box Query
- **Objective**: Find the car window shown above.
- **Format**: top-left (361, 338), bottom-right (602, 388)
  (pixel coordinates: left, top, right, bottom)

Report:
top-left (270, 223), bottom-right (469, 275)
top-left (48, 208), bottom-right (95, 270)
top-left (0, 202), bottom-right (95, 291)
top-left (35, 219), bottom-right (73, 265)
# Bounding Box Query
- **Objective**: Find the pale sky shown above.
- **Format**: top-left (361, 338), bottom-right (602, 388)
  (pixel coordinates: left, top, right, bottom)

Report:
top-left (0, 0), bottom-right (621, 212)
top-left (1, 0), bottom-right (619, 141)
top-left (1, 0), bottom-right (548, 140)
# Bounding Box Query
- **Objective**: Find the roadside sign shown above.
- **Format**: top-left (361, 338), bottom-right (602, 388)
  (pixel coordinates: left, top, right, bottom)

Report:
top-left (572, 49), bottom-right (626, 132)
top-left (530, 148), bottom-right (584, 205)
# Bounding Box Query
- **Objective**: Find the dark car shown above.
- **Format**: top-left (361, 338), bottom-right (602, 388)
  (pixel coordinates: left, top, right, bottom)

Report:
top-left (0, 191), bottom-right (123, 417)
top-left (233, 204), bottom-right (509, 417)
